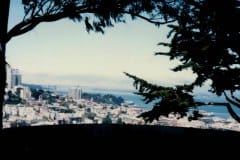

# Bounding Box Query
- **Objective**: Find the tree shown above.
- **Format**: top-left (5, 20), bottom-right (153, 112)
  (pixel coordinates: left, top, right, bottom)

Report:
top-left (4, 90), bottom-right (23, 105)
top-left (116, 117), bottom-right (124, 124)
top-left (126, 0), bottom-right (240, 123)
top-left (31, 89), bottom-right (44, 100)
top-left (102, 113), bottom-right (112, 124)
top-left (0, 0), bottom-right (177, 129)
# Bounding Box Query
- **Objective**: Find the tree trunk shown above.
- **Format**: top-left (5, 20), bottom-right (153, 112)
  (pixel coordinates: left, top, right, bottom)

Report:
top-left (0, 43), bottom-right (6, 129)
top-left (0, 0), bottom-right (10, 129)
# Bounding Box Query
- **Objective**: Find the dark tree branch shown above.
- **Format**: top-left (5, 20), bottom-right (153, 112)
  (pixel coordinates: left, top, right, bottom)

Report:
top-left (46, 1), bottom-right (55, 14)
top-left (224, 92), bottom-right (240, 109)
top-left (6, 3), bottom-right (92, 42)
top-left (6, 12), bottom-right (67, 42)
top-left (195, 101), bottom-right (240, 123)
top-left (119, 10), bottom-right (176, 26)
top-left (231, 91), bottom-right (240, 103)
top-left (10, 22), bottom-right (40, 38)
top-left (6, 3), bottom-right (173, 43)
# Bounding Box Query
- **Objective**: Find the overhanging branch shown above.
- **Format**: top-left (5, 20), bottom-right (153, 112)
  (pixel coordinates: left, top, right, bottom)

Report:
top-left (119, 10), bottom-right (175, 26)
top-left (224, 92), bottom-right (240, 109)
top-left (6, 3), bottom-right (176, 42)
top-left (6, 12), bottom-right (67, 42)
top-left (231, 91), bottom-right (240, 103)
top-left (6, 4), bottom-right (91, 42)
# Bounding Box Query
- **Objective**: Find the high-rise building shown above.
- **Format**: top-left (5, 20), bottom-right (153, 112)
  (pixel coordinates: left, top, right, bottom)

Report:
top-left (11, 69), bottom-right (22, 88)
top-left (6, 65), bottom-right (22, 89)
top-left (68, 87), bottom-right (82, 100)
top-left (6, 64), bottom-right (12, 89)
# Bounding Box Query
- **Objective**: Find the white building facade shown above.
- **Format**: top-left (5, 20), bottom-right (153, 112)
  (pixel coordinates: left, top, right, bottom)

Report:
top-left (6, 65), bottom-right (22, 89)
top-left (68, 87), bottom-right (82, 100)
top-left (11, 69), bottom-right (22, 88)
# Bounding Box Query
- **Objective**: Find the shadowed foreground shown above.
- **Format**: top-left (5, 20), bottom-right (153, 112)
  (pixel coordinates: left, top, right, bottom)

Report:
top-left (1, 124), bottom-right (240, 154)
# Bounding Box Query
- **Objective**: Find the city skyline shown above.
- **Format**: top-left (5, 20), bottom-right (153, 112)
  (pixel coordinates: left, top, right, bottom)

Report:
top-left (6, 1), bottom-right (196, 90)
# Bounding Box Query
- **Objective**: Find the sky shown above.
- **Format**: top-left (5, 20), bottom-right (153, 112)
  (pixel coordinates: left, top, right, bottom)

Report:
top-left (6, 1), bottom-right (196, 90)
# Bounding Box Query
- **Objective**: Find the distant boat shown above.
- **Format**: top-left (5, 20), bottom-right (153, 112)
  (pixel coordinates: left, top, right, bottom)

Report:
top-left (122, 100), bottom-right (135, 106)
top-left (200, 110), bottom-right (215, 117)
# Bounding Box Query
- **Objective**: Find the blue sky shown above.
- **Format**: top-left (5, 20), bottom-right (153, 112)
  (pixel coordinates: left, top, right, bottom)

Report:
top-left (6, 1), bottom-right (196, 90)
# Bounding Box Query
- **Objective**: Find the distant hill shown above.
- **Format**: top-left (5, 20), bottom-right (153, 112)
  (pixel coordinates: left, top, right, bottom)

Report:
top-left (22, 83), bottom-right (43, 90)
top-left (82, 93), bottom-right (124, 106)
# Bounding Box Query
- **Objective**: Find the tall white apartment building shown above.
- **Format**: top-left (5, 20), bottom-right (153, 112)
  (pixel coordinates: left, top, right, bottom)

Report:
top-left (68, 87), bottom-right (82, 100)
top-left (11, 69), bottom-right (22, 88)
top-left (6, 65), bottom-right (22, 89)
top-left (6, 64), bottom-right (12, 89)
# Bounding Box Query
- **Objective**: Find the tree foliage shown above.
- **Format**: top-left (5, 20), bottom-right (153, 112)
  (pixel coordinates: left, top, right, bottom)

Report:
top-left (156, 0), bottom-right (240, 95)
top-left (4, 91), bottom-right (24, 105)
top-left (102, 113), bottom-right (112, 124)
top-left (5, 0), bottom-right (177, 43)
top-left (125, 72), bottom-right (199, 123)
top-left (126, 0), bottom-right (240, 123)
